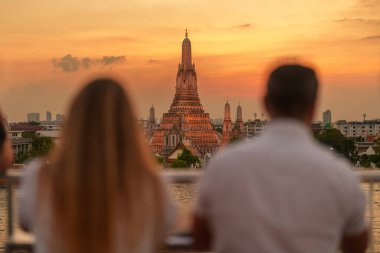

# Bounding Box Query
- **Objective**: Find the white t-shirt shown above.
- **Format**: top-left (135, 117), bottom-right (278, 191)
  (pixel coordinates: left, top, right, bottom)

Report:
top-left (195, 119), bottom-right (366, 253)
top-left (19, 160), bottom-right (176, 253)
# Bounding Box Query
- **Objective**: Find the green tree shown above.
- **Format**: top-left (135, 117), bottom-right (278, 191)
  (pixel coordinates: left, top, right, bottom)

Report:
top-left (155, 155), bottom-right (165, 165)
top-left (360, 154), bottom-right (380, 168)
top-left (29, 136), bottom-right (54, 157)
top-left (171, 148), bottom-right (200, 168)
top-left (171, 159), bottom-right (188, 168)
top-left (215, 126), bottom-right (223, 134)
top-left (375, 138), bottom-right (380, 145)
top-left (15, 151), bottom-right (31, 164)
top-left (177, 149), bottom-right (200, 166)
top-left (15, 133), bottom-right (54, 163)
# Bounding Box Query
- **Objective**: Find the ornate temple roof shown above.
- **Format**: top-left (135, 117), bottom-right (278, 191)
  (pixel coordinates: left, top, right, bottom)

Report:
top-left (150, 30), bottom-right (221, 157)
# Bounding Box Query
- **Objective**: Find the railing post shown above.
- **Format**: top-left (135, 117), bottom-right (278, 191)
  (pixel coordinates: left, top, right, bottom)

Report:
top-left (369, 182), bottom-right (374, 253)
top-left (7, 183), bottom-right (14, 238)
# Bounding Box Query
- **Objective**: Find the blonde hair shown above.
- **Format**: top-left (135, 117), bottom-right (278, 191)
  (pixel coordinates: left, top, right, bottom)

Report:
top-left (38, 78), bottom-right (163, 253)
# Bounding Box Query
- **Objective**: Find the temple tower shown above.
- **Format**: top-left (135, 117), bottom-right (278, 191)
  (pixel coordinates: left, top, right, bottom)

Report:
top-left (147, 105), bottom-right (156, 138)
top-left (181, 29), bottom-right (192, 68)
top-left (231, 103), bottom-right (244, 140)
top-left (222, 101), bottom-right (232, 145)
top-left (171, 30), bottom-right (200, 112)
top-left (236, 104), bottom-right (243, 132)
top-left (149, 105), bottom-right (156, 125)
top-left (150, 30), bottom-right (221, 156)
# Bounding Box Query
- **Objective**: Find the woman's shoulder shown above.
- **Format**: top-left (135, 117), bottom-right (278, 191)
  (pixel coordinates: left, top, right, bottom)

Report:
top-left (19, 158), bottom-right (45, 231)
top-left (23, 159), bottom-right (44, 181)
top-left (20, 158), bottom-right (47, 205)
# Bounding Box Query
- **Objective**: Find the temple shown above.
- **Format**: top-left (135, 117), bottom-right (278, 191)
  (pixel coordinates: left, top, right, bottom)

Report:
top-left (150, 30), bottom-right (221, 157)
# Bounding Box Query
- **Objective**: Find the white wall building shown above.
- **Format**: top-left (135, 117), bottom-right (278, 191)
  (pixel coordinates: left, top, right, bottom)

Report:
top-left (335, 120), bottom-right (380, 138)
top-left (243, 120), bottom-right (266, 138)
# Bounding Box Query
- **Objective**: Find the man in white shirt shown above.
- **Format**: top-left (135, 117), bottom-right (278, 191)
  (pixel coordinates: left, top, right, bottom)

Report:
top-left (193, 64), bottom-right (368, 253)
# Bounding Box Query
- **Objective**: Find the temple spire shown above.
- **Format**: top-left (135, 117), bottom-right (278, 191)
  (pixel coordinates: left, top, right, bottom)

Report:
top-left (222, 100), bottom-right (232, 145)
top-left (181, 29), bottom-right (192, 68)
top-left (149, 104), bottom-right (155, 124)
top-left (236, 104), bottom-right (242, 122)
top-left (224, 101), bottom-right (231, 121)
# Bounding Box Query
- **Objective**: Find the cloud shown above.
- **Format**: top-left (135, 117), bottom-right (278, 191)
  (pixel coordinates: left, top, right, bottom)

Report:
top-left (232, 23), bottom-right (252, 29)
top-left (82, 57), bottom-right (92, 69)
top-left (52, 55), bottom-right (80, 72)
top-left (101, 56), bottom-right (125, 65)
top-left (52, 55), bottom-right (126, 72)
top-left (148, 59), bottom-right (159, 64)
top-left (356, 0), bottom-right (380, 8)
top-left (335, 18), bottom-right (380, 25)
top-left (361, 35), bottom-right (380, 40)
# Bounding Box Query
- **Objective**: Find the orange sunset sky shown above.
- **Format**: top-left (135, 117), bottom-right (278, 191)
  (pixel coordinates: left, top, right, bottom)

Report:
top-left (0, 0), bottom-right (379, 122)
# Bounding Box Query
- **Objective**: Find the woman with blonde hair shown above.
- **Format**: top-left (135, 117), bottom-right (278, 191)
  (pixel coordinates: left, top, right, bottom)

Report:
top-left (20, 78), bottom-right (175, 253)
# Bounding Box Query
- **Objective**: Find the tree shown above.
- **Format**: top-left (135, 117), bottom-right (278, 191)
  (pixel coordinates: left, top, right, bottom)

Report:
top-left (215, 126), bottom-right (223, 134)
top-left (15, 132), bottom-right (54, 163)
top-left (171, 159), bottom-right (188, 168)
top-left (15, 151), bottom-right (30, 164)
top-left (375, 138), bottom-right (380, 146)
top-left (29, 136), bottom-right (54, 157)
top-left (171, 148), bottom-right (200, 168)
top-left (155, 155), bottom-right (165, 165)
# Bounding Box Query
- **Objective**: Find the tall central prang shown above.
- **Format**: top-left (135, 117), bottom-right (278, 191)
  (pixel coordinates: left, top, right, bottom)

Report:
top-left (170, 29), bottom-right (202, 111)
top-left (150, 30), bottom-right (221, 157)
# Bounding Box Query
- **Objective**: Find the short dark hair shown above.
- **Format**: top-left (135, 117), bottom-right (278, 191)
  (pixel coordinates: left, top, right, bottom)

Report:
top-left (266, 64), bottom-right (318, 118)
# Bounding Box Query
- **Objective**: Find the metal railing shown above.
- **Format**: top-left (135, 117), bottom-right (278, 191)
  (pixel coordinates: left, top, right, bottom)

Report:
top-left (1, 169), bottom-right (379, 252)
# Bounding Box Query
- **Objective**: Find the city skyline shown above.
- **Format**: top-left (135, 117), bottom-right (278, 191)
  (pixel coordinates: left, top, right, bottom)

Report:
top-left (0, 0), bottom-right (379, 122)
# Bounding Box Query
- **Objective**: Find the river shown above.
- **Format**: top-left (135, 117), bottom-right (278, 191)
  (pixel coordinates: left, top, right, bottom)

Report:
top-left (0, 183), bottom-right (379, 252)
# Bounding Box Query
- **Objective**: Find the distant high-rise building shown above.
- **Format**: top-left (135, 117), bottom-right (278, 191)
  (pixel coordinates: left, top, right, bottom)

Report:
top-left (27, 113), bottom-right (40, 123)
top-left (56, 114), bottom-right (65, 122)
top-left (46, 111), bottom-right (52, 122)
top-left (323, 109), bottom-right (332, 127)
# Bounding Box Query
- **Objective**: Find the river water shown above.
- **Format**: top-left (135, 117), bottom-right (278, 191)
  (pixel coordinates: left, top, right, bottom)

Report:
top-left (0, 183), bottom-right (379, 252)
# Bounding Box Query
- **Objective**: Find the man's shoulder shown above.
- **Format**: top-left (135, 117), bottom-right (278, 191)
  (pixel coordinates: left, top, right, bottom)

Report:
top-left (203, 140), bottom-right (261, 179)
top-left (211, 140), bottom-right (258, 164)
top-left (210, 139), bottom-right (354, 174)
top-left (306, 142), bottom-right (359, 189)
top-left (311, 142), bottom-right (354, 169)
